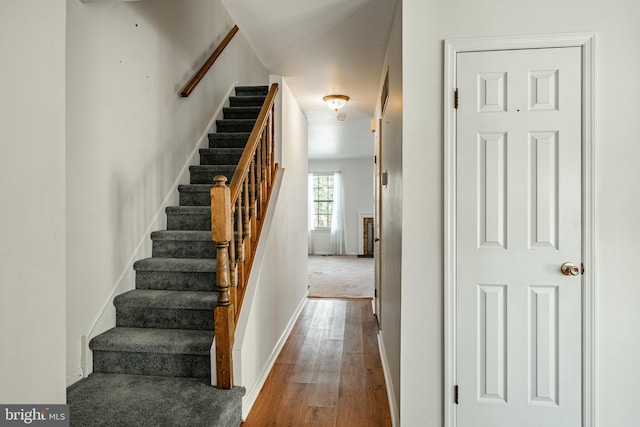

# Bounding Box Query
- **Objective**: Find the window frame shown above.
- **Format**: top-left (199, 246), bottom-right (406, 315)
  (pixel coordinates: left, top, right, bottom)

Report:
top-left (311, 172), bottom-right (335, 231)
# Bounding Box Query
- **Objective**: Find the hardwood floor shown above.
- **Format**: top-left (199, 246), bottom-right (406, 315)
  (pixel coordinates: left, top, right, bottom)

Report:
top-left (242, 298), bottom-right (392, 426)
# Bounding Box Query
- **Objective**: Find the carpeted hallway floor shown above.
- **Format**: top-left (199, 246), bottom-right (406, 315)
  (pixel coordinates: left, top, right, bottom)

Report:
top-left (307, 255), bottom-right (374, 299)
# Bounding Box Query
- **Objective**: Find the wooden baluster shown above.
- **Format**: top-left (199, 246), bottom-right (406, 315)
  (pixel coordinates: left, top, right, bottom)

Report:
top-left (250, 157), bottom-right (257, 228)
top-left (235, 194), bottom-right (244, 290)
top-left (229, 204), bottom-right (237, 311)
top-left (256, 140), bottom-right (263, 218)
top-left (261, 131), bottom-right (268, 205)
top-left (210, 176), bottom-right (234, 389)
top-left (271, 105), bottom-right (276, 176)
top-left (229, 205), bottom-right (236, 287)
top-left (266, 114), bottom-right (272, 188)
top-left (243, 175), bottom-right (251, 260)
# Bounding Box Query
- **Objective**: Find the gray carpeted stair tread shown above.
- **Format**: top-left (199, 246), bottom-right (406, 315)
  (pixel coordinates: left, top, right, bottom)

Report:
top-left (189, 165), bottom-right (236, 184)
top-left (223, 106), bottom-right (261, 119)
top-left (235, 85), bottom-right (268, 95)
top-left (178, 184), bottom-right (216, 206)
top-left (200, 148), bottom-right (245, 156)
top-left (151, 231), bottom-right (216, 258)
top-left (178, 183), bottom-right (216, 193)
top-left (151, 230), bottom-right (213, 241)
top-left (216, 119), bottom-right (257, 132)
top-left (189, 165), bottom-right (236, 174)
top-left (114, 289), bottom-right (218, 310)
top-left (67, 373), bottom-right (244, 427)
top-left (90, 327), bottom-right (212, 354)
top-left (199, 147), bottom-right (244, 166)
top-left (165, 206), bottom-right (211, 231)
top-left (134, 257), bottom-right (215, 272)
top-left (166, 206), bottom-right (210, 215)
top-left (200, 147), bottom-right (245, 153)
top-left (208, 133), bottom-right (250, 149)
top-left (229, 96), bottom-right (266, 107)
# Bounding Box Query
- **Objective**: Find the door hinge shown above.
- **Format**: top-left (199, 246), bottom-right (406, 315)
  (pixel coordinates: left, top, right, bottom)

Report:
top-left (454, 385), bottom-right (459, 404)
top-left (454, 88), bottom-right (459, 109)
top-left (374, 288), bottom-right (378, 297)
top-left (582, 263), bottom-right (585, 274)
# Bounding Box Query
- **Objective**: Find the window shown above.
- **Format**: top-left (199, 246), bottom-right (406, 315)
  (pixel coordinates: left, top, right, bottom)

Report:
top-left (312, 173), bottom-right (334, 229)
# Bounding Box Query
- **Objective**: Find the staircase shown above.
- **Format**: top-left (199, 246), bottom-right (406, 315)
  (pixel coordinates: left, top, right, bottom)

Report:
top-left (67, 85), bottom-right (269, 427)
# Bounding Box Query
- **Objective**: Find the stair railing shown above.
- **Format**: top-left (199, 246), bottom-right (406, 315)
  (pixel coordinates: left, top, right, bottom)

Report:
top-left (210, 83), bottom-right (279, 389)
top-left (180, 25), bottom-right (240, 98)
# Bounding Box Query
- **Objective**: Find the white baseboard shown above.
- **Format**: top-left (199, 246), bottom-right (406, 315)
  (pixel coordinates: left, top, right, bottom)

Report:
top-left (241, 294), bottom-right (308, 420)
top-left (378, 331), bottom-right (399, 427)
top-left (75, 82), bottom-right (238, 384)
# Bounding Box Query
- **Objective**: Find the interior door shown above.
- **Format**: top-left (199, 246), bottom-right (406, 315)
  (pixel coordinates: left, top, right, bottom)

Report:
top-left (456, 47), bottom-right (582, 426)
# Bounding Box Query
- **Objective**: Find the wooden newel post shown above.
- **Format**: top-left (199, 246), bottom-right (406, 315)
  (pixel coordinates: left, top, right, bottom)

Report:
top-left (211, 175), bottom-right (234, 389)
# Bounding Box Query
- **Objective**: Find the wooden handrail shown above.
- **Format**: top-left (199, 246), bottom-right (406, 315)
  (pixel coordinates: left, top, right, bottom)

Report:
top-left (180, 25), bottom-right (239, 98)
top-left (210, 83), bottom-right (279, 389)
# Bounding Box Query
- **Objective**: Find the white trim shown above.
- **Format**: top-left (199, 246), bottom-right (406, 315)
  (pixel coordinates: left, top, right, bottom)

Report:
top-left (443, 33), bottom-right (596, 427)
top-left (240, 294), bottom-right (308, 419)
top-left (378, 330), bottom-right (399, 427)
top-left (78, 82), bottom-right (237, 379)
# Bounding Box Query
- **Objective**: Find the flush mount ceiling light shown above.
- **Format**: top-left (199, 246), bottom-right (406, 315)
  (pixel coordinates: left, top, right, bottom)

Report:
top-left (323, 94), bottom-right (349, 112)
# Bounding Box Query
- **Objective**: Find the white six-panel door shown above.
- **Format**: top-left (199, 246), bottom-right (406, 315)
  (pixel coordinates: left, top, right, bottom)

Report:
top-left (456, 47), bottom-right (582, 427)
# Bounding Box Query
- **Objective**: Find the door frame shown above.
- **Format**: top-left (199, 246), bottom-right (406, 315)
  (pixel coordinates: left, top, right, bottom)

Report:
top-left (374, 118), bottom-right (383, 327)
top-left (443, 33), bottom-right (596, 427)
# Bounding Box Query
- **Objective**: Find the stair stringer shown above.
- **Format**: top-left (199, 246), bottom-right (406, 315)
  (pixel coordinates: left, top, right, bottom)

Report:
top-left (79, 82), bottom-right (237, 380)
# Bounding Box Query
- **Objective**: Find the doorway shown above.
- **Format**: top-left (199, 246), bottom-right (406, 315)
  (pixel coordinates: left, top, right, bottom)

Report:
top-left (444, 34), bottom-right (595, 427)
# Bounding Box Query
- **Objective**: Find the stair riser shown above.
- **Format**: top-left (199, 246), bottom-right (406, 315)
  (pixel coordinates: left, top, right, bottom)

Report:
top-left (229, 96), bottom-right (266, 107)
top-left (167, 214), bottom-right (211, 231)
top-left (190, 169), bottom-right (236, 184)
top-left (136, 271), bottom-right (216, 292)
top-left (216, 121), bottom-right (255, 133)
top-left (208, 134), bottom-right (249, 149)
top-left (116, 307), bottom-right (214, 330)
top-left (223, 108), bottom-right (261, 119)
top-left (93, 351), bottom-right (210, 378)
top-left (199, 152), bottom-right (243, 166)
top-left (152, 240), bottom-right (216, 259)
top-left (235, 86), bottom-right (268, 96)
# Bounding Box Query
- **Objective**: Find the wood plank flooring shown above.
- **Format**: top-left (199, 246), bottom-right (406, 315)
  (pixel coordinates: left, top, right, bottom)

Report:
top-left (242, 299), bottom-right (391, 426)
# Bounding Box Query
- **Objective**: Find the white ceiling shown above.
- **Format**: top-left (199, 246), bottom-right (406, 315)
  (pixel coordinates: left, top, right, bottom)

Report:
top-left (222, 0), bottom-right (397, 159)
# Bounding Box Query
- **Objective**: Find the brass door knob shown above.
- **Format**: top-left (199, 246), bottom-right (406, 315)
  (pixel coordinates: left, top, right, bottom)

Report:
top-left (561, 262), bottom-right (580, 276)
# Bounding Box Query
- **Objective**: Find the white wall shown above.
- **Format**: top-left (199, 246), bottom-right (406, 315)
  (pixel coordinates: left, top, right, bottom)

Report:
top-left (233, 77), bottom-right (309, 417)
top-left (308, 158), bottom-right (374, 255)
top-left (66, 0), bottom-right (268, 385)
top-left (0, 1), bottom-right (66, 403)
top-left (402, 0), bottom-right (640, 425)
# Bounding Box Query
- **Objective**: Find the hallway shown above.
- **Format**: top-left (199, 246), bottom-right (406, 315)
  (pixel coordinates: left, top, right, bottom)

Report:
top-left (242, 299), bottom-right (391, 426)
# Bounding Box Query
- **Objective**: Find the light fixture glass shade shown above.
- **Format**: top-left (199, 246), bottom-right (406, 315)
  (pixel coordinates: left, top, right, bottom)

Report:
top-left (323, 94), bottom-right (349, 111)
